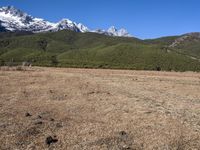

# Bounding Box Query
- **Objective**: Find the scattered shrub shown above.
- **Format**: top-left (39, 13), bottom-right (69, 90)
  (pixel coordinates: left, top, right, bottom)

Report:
top-left (156, 66), bottom-right (161, 71)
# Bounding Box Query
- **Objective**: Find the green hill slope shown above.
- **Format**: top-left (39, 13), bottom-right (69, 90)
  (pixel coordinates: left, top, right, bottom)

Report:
top-left (164, 33), bottom-right (200, 59)
top-left (0, 30), bottom-right (200, 71)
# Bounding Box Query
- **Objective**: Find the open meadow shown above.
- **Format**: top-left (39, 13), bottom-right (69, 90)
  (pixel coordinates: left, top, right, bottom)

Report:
top-left (0, 67), bottom-right (200, 149)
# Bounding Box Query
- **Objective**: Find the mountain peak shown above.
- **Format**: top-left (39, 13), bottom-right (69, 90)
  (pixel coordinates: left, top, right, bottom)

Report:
top-left (0, 6), bottom-right (30, 18)
top-left (59, 18), bottom-right (73, 24)
top-left (77, 23), bottom-right (89, 32)
top-left (56, 18), bottom-right (80, 32)
top-left (0, 6), bottom-right (17, 12)
top-left (118, 28), bottom-right (131, 37)
top-left (108, 26), bottom-right (117, 32)
top-left (106, 26), bottom-right (131, 37)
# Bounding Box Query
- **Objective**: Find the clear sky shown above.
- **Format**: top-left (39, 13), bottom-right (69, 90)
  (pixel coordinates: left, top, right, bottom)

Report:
top-left (0, 0), bottom-right (199, 39)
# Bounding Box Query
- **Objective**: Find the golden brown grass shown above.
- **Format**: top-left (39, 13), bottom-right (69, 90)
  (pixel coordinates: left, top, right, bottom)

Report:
top-left (0, 67), bottom-right (200, 149)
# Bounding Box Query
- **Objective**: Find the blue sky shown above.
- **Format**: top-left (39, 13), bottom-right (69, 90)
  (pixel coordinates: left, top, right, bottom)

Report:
top-left (0, 0), bottom-right (199, 39)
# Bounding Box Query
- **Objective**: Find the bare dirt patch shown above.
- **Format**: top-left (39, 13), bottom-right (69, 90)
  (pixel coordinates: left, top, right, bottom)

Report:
top-left (0, 67), bottom-right (200, 149)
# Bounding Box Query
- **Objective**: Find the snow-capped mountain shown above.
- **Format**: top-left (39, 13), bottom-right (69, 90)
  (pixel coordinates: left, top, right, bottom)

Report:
top-left (0, 6), bottom-right (131, 37)
top-left (0, 6), bottom-right (55, 32)
top-left (52, 19), bottom-right (80, 32)
top-left (107, 26), bottom-right (131, 37)
top-left (93, 26), bottom-right (131, 37)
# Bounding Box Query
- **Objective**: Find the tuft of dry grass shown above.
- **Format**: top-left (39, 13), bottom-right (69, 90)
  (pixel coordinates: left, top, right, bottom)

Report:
top-left (0, 67), bottom-right (200, 149)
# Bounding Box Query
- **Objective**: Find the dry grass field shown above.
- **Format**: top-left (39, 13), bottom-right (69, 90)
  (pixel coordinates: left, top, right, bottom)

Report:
top-left (0, 67), bottom-right (200, 150)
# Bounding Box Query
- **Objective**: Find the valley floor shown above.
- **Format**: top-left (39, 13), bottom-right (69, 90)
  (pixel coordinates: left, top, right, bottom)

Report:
top-left (0, 67), bottom-right (200, 149)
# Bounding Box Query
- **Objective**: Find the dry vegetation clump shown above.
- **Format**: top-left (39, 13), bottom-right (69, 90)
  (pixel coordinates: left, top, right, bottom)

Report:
top-left (0, 66), bottom-right (31, 71)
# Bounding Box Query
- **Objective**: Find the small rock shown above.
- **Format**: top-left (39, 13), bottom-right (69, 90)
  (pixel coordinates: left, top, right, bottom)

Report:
top-left (119, 131), bottom-right (127, 136)
top-left (144, 111), bottom-right (152, 114)
top-left (88, 91), bottom-right (95, 95)
top-left (45, 136), bottom-right (58, 146)
top-left (119, 131), bottom-right (129, 140)
top-left (0, 123), bottom-right (7, 129)
top-left (50, 118), bottom-right (55, 122)
top-left (37, 115), bottom-right (42, 119)
top-left (107, 92), bottom-right (111, 95)
top-left (34, 121), bottom-right (43, 125)
top-left (56, 123), bottom-right (63, 128)
top-left (122, 145), bottom-right (132, 149)
top-left (25, 113), bottom-right (32, 117)
top-left (165, 111), bottom-right (171, 115)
